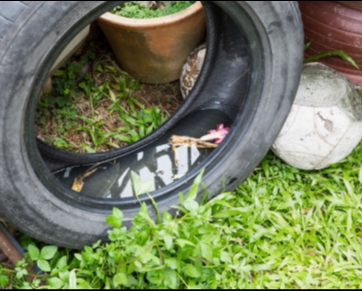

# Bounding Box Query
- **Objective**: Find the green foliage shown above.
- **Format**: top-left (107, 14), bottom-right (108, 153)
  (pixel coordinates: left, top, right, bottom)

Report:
top-left (36, 44), bottom-right (168, 153)
top-left (111, 1), bottom-right (195, 19)
top-left (28, 245), bottom-right (58, 272)
top-left (304, 41), bottom-right (359, 70)
top-left (4, 141), bottom-right (362, 288)
top-left (0, 267), bottom-right (9, 287)
top-left (108, 103), bottom-right (168, 144)
top-left (304, 50), bottom-right (359, 70)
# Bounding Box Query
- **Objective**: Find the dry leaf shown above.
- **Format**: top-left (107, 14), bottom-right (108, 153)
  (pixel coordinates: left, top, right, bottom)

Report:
top-left (71, 167), bottom-right (98, 193)
top-left (170, 135), bottom-right (217, 149)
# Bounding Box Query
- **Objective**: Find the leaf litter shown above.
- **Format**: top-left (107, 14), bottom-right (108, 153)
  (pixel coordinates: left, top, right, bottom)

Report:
top-left (35, 23), bottom-right (184, 154)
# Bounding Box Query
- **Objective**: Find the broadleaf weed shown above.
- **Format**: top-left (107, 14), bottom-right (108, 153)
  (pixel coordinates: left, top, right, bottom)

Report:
top-left (4, 143), bottom-right (362, 288)
top-left (35, 43), bottom-right (170, 153)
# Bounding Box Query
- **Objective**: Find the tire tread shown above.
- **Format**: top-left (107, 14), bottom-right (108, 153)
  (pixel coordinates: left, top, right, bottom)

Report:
top-left (0, 1), bottom-right (29, 39)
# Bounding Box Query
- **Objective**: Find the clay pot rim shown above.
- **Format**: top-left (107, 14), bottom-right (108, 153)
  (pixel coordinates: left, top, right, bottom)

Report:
top-left (98, 1), bottom-right (203, 28)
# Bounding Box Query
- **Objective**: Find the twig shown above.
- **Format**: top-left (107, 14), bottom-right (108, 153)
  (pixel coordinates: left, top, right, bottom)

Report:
top-left (71, 164), bottom-right (100, 192)
top-left (169, 135), bottom-right (217, 149)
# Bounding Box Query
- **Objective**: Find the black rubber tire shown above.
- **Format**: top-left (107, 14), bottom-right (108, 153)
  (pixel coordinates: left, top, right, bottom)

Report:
top-left (0, 1), bottom-right (304, 248)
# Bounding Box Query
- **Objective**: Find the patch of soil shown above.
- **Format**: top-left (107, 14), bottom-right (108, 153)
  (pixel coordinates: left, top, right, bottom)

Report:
top-left (132, 82), bottom-right (183, 116)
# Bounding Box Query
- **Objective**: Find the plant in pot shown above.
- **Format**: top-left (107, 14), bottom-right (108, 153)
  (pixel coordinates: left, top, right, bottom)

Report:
top-left (97, 1), bottom-right (206, 84)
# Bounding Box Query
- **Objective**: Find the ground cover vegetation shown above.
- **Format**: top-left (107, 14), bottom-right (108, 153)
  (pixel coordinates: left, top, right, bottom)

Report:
top-left (2, 141), bottom-right (362, 288)
top-left (35, 33), bottom-right (183, 153)
top-left (3, 18), bottom-right (362, 291)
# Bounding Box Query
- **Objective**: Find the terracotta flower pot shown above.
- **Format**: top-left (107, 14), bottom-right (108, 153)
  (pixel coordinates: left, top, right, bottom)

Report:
top-left (299, 1), bottom-right (362, 85)
top-left (97, 2), bottom-right (206, 84)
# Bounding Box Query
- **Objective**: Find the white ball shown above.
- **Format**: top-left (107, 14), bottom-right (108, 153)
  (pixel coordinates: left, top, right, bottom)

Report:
top-left (272, 63), bottom-right (362, 170)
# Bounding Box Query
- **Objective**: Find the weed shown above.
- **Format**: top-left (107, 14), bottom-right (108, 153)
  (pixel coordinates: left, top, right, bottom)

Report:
top-left (3, 140), bottom-right (362, 288)
top-left (304, 50), bottom-right (359, 70)
top-left (35, 43), bottom-right (169, 153)
top-left (304, 41), bottom-right (359, 70)
top-left (304, 42), bottom-right (362, 96)
top-left (111, 1), bottom-right (195, 19)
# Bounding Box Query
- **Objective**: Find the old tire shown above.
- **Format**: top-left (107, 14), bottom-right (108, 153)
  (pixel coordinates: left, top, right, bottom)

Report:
top-left (0, 1), bottom-right (303, 248)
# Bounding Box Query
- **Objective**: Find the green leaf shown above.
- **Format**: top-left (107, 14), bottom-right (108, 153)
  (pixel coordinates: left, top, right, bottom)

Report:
top-left (304, 40), bottom-right (312, 50)
top-left (0, 274), bottom-right (9, 286)
top-left (77, 278), bottom-right (91, 289)
top-left (37, 259), bottom-right (51, 272)
top-left (212, 208), bottom-right (250, 218)
top-left (184, 264), bottom-right (201, 278)
top-left (28, 244), bottom-right (40, 261)
top-left (199, 241), bottom-right (213, 261)
top-left (108, 227), bottom-right (127, 241)
top-left (109, 89), bottom-right (117, 102)
top-left (113, 273), bottom-right (128, 287)
top-left (113, 134), bottom-right (132, 142)
top-left (147, 270), bottom-right (163, 285)
top-left (91, 240), bottom-right (101, 249)
top-left (165, 258), bottom-right (178, 270)
top-left (78, 143), bottom-right (96, 153)
top-left (47, 277), bottom-right (64, 289)
top-left (304, 50), bottom-right (359, 69)
top-left (184, 200), bottom-right (199, 212)
top-left (40, 246), bottom-right (58, 260)
top-left (95, 64), bottom-right (103, 72)
top-left (138, 180), bottom-right (154, 196)
top-left (176, 239), bottom-right (195, 248)
top-left (56, 256), bottom-right (68, 271)
top-left (125, 275), bottom-right (138, 287)
top-left (220, 251), bottom-right (231, 263)
top-left (164, 233), bottom-right (173, 250)
top-left (59, 271), bottom-right (70, 282)
top-left (69, 270), bottom-right (77, 289)
top-left (343, 179), bottom-right (353, 195)
top-left (15, 268), bottom-right (28, 280)
top-left (112, 207), bottom-right (123, 220)
top-left (104, 65), bottom-right (117, 73)
top-left (131, 171), bottom-right (153, 196)
top-left (106, 208), bottom-right (123, 228)
top-left (179, 192), bottom-right (184, 205)
top-left (84, 246), bottom-right (93, 254)
top-left (131, 171), bottom-right (141, 194)
top-left (74, 253), bottom-right (83, 262)
top-left (185, 169), bottom-right (204, 203)
top-left (164, 268), bottom-right (178, 289)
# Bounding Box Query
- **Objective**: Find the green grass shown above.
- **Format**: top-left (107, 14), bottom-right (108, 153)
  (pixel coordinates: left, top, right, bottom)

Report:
top-left (229, 147), bottom-right (362, 289)
top-left (111, 1), bottom-right (195, 19)
top-left (304, 40), bottom-right (360, 69)
top-left (36, 44), bottom-right (168, 153)
top-left (3, 140), bottom-right (362, 288)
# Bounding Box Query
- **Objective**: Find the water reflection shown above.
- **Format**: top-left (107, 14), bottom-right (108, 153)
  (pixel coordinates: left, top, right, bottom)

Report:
top-left (53, 109), bottom-right (230, 199)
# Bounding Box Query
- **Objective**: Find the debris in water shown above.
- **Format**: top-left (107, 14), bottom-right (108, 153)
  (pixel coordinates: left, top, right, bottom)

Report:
top-left (200, 123), bottom-right (230, 144)
top-left (169, 135), bottom-right (218, 148)
top-left (71, 166), bottom-right (99, 192)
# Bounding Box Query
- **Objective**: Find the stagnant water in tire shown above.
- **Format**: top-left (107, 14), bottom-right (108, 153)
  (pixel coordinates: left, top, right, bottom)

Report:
top-left (53, 109), bottom-right (231, 198)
